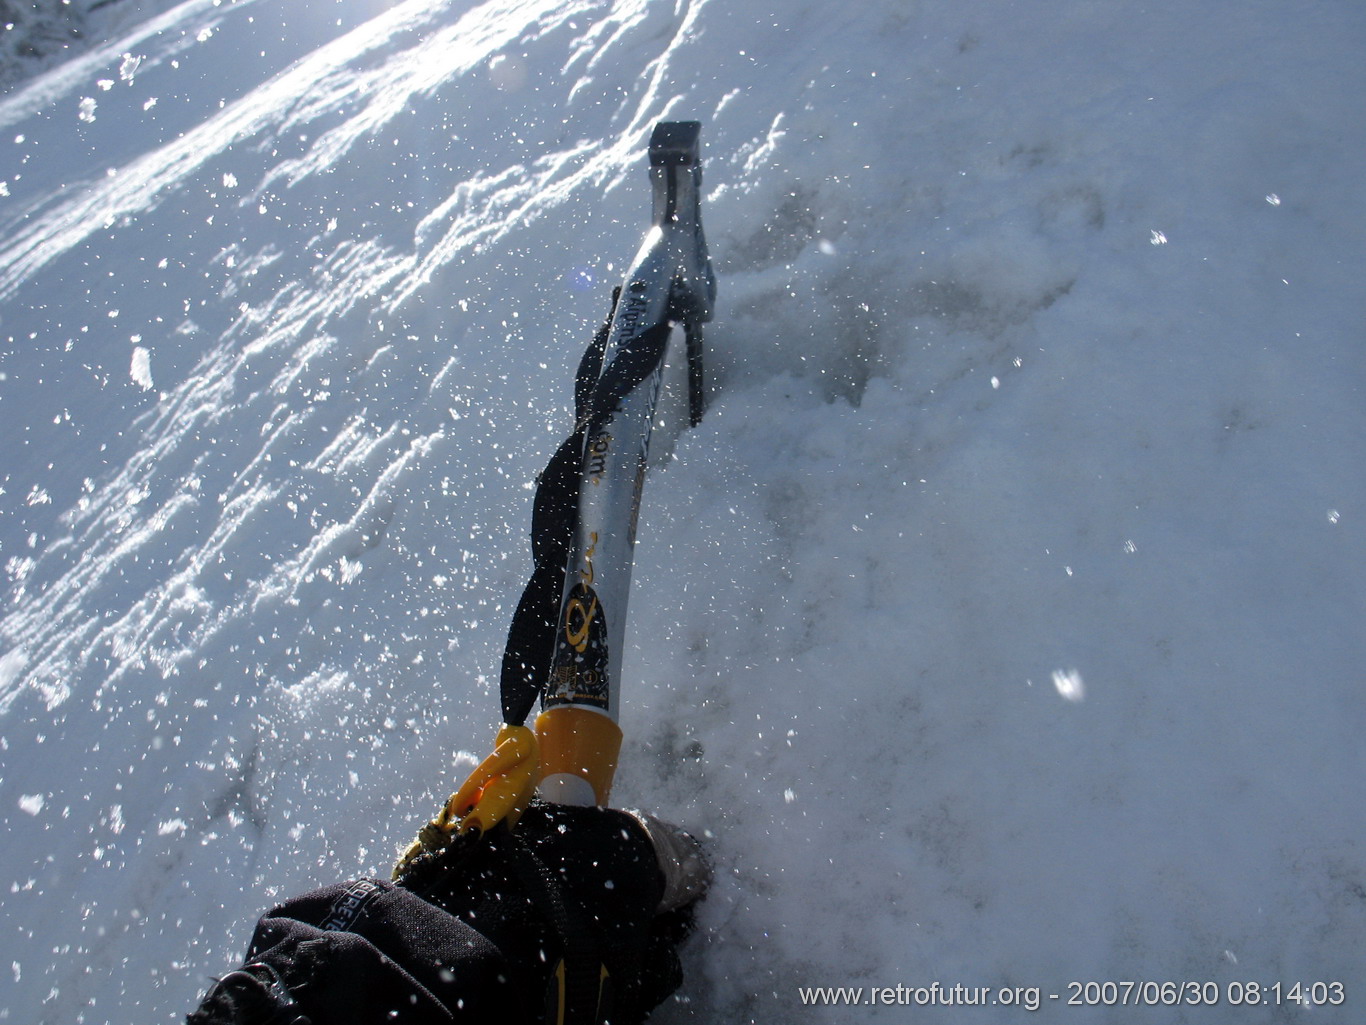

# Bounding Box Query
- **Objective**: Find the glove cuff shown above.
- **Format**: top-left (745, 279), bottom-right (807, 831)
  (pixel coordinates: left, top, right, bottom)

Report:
top-left (625, 810), bottom-right (711, 913)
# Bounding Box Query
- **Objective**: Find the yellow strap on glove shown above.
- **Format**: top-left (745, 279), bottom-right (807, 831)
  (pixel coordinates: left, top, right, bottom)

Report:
top-left (448, 723), bottom-right (540, 834)
top-left (392, 724), bottom-right (538, 879)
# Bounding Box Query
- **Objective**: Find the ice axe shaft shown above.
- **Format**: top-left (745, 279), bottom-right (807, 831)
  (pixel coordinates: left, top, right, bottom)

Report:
top-left (536, 120), bottom-right (715, 805)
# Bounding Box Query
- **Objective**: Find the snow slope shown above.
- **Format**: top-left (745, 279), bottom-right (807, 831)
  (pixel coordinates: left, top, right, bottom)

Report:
top-left (0, 0), bottom-right (184, 88)
top-left (2, 0), bottom-right (1364, 1022)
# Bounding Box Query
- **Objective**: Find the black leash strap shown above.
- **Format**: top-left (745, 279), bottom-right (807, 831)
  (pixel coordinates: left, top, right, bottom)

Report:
top-left (498, 291), bottom-right (678, 729)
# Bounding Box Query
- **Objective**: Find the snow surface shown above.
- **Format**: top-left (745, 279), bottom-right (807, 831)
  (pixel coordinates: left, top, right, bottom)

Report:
top-left (2, 0), bottom-right (1365, 1022)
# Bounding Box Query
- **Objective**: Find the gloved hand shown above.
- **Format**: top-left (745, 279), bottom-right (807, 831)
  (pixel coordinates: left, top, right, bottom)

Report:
top-left (188, 802), bottom-right (709, 1025)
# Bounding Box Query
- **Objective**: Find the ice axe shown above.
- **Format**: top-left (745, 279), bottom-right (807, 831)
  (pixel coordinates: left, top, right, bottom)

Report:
top-left (396, 120), bottom-right (716, 872)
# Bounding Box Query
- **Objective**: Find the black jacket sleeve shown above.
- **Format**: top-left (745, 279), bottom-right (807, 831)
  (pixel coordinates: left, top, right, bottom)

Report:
top-left (188, 804), bottom-right (693, 1025)
top-left (189, 877), bottom-right (525, 1024)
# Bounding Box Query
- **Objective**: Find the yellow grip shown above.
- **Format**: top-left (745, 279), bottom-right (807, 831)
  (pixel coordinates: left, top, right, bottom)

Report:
top-left (534, 705), bottom-right (623, 806)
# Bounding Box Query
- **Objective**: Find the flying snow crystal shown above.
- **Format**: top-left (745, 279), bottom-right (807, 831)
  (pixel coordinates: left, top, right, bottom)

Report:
top-left (119, 53), bottom-right (143, 82)
top-left (564, 266), bottom-right (596, 292)
top-left (18, 795), bottom-right (44, 816)
top-left (131, 347), bottom-right (154, 390)
top-left (158, 818), bottom-right (188, 836)
top-left (1052, 668), bottom-right (1086, 702)
top-left (223, 172), bottom-right (238, 188)
top-left (1150, 230), bottom-right (1168, 245)
top-left (79, 98), bottom-right (97, 123)
top-left (143, 98), bottom-right (158, 112)
top-left (1328, 509), bottom-right (1340, 524)
top-left (1266, 194), bottom-right (1281, 206)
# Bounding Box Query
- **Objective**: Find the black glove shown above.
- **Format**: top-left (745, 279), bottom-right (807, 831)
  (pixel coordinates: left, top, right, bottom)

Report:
top-left (188, 803), bottom-right (708, 1025)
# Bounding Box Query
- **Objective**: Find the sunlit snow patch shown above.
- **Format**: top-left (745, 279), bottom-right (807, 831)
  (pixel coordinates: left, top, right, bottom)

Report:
top-left (0, 647), bottom-right (28, 687)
